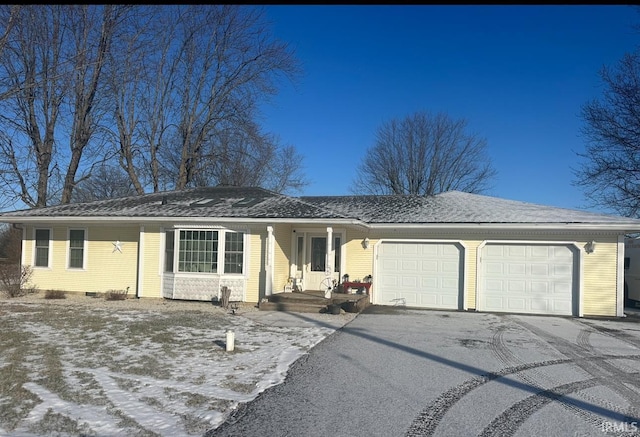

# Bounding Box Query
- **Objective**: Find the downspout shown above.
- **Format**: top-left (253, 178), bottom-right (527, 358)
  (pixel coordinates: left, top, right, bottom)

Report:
top-left (617, 234), bottom-right (625, 317)
top-left (136, 225), bottom-right (144, 299)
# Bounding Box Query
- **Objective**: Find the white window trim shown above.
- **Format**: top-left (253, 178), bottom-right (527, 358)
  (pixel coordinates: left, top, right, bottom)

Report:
top-left (171, 228), bottom-right (248, 277)
top-left (222, 230), bottom-right (246, 275)
top-left (66, 227), bottom-right (88, 270)
top-left (33, 227), bottom-right (53, 269)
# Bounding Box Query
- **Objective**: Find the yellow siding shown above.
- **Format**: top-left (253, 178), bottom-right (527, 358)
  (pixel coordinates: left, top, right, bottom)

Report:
top-left (141, 225), bottom-right (162, 298)
top-left (246, 226), bottom-right (266, 303)
top-left (273, 224), bottom-right (292, 294)
top-left (344, 228), bottom-right (374, 281)
top-left (21, 222), bottom-right (624, 315)
top-left (24, 224), bottom-right (138, 294)
top-left (581, 237), bottom-right (618, 317)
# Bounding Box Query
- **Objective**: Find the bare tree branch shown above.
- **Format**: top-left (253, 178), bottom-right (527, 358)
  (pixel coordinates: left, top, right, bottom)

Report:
top-left (351, 111), bottom-right (496, 196)
top-left (574, 51), bottom-right (640, 217)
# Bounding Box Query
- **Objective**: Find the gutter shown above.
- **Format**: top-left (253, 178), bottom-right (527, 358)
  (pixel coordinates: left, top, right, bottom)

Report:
top-left (3, 216), bottom-right (640, 233)
top-left (368, 222), bottom-right (640, 232)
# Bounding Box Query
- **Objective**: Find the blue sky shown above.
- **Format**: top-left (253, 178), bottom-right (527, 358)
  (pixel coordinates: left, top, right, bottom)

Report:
top-left (258, 5), bottom-right (640, 213)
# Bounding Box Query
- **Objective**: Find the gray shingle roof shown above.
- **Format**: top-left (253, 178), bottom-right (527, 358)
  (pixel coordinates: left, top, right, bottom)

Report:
top-left (1, 187), bottom-right (639, 227)
top-left (0, 187), bottom-right (347, 220)
top-left (300, 191), bottom-right (640, 224)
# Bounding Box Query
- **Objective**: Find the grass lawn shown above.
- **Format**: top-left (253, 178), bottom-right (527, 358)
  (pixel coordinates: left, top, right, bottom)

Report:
top-left (0, 296), bottom-right (335, 436)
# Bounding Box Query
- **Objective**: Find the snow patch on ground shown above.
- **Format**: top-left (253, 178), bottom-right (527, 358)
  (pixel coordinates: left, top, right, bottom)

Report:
top-left (0, 297), bottom-right (353, 436)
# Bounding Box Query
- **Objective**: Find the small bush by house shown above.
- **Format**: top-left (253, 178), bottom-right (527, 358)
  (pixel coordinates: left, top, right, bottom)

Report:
top-left (44, 289), bottom-right (66, 299)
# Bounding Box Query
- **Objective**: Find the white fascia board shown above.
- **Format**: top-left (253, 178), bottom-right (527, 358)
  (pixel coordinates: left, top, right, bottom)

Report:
top-left (369, 223), bottom-right (640, 232)
top-left (0, 216), bottom-right (368, 227)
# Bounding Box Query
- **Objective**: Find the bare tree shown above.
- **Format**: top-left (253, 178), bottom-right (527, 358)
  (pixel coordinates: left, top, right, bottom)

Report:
top-left (351, 111), bottom-right (496, 196)
top-left (60, 5), bottom-right (131, 204)
top-left (105, 5), bottom-right (303, 195)
top-left (166, 6), bottom-right (300, 191)
top-left (0, 5), bottom-right (65, 207)
top-left (574, 51), bottom-right (640, 217)
top-left (189, 121), bottom-right (307, 194)
top-left (71, 164), bottom-right (138, 202)
top-left (0, 5), bottom-right (129, 208)
top-left (0, 5), bottom-right (305, 209)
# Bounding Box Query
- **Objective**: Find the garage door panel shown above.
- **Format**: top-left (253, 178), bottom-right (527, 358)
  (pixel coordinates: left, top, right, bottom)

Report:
top-left (486, 263), bottom-right (503, 274)
top-left (553, 264), bottom-right (571, 276)
top-left (402, 245), bottom-right (419, 255)
top-left (485, 245), bottom-right (505, 257)
top-left (531, 282), bottom-right (549, 293)
top-left (422, 260), bottom-right (438, 272)
top-left (486, 279), bottom-right (503, 291)
top-left (442, 261), bottom-right (459, 273)
top-left (530, 299), bottom-right (548, 311)
top-left (508, 246), bottom-right (527, 257)
top-left (379, 275), bottom-right (398, 287)
top-left (507, 298), bottom-right (526, 311)
top-left (509, 263), bottom-right (526, 275)
top-left (419, 294), bottom-right (438, 306)
top-left (402, 276), bottom-right (418, 287)
top-left (441, 294), bottom-right (458, 307)
top-left (442, 278), bottom-right (458, 289)
top-left (381, 259), bottom-right (398, 270)
top-left (531, 264), bottom-right (549, 275)
top-left (552, 300), bottom-right (572, 313)
top-left (401, 260), bottom-right (418, 272)
top-left (422, 277), bottom-right (438, 288)
top-left (508, 280), bottom-right (526, 292)
top-left (420, 244), bottom-right (438, 256)
top-left (480, 243), bottom-right (575, 316)
top-left (531, 246), bottom-right (550, 257)
top-left (376, 242), bottom-right (462, 309)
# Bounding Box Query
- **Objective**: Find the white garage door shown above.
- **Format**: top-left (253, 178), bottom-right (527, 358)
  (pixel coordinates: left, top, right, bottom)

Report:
top-left (376, 242), bottom-right (462, 309)
top-left (479, 244), bottom-right (576, 315)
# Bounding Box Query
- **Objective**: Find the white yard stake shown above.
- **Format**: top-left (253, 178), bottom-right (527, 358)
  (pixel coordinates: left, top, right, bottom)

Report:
top-left (226, 330), bottom-right (235, 352)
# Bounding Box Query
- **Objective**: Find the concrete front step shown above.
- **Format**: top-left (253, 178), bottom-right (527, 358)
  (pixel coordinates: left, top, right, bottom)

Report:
top-left (259, 291), bottom-right (371, 314)
top-left (258, 301), bottom-right (328, 313)
top-left (267, 293), bottom-right (329, 305)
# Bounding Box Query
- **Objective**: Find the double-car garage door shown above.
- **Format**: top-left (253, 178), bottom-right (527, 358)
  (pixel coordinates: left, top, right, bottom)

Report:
top-left (375, 241), bottom-right (577, 315)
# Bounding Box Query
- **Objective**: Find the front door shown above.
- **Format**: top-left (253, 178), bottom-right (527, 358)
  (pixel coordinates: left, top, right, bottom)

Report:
top-left (305, 235), bottom-right (331, 290)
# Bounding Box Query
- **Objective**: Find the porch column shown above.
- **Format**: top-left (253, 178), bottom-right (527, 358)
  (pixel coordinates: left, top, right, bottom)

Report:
top-left (265, 226), bottom-right (274, 296)
top-left (326, 227), bottom-right (333, 298)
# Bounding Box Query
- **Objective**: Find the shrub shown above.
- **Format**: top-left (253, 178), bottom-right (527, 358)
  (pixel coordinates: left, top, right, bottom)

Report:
top-left (0, 262), bottom-right (36, 297)
top-left (105, 287), bottom-right (129, 301)
top-left (44, 289), bottom-right (66, 299)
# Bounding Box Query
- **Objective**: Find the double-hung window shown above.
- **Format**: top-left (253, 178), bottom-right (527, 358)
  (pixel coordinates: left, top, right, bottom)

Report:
top-left (34, 229), bottom-right (51, 268)
top-left (224, 232), bottom-right (244, 274)
top-left (164, 230), bottom-right (175, 273)
top-left (68, 229), bottom-right (85, 269)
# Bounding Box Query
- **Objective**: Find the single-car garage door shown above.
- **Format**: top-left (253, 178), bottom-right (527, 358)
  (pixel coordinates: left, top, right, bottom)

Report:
top-left (376, 242), bottom-right (463, 309)
top-left (479, 243), bottom-right (576, 315)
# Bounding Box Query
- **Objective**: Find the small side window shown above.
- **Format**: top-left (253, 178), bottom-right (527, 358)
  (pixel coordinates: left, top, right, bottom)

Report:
top-left (35, 229), bottom-right (50, 268)
top-left (625, 257), bottom-right (630, 270)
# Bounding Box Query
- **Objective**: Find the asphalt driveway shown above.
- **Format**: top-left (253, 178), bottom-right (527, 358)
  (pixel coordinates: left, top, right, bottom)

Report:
top-left (207, 307), bottom-right (640, 437)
